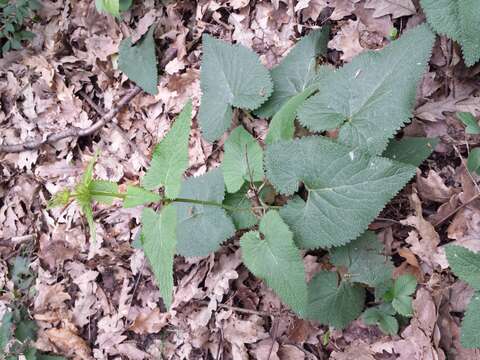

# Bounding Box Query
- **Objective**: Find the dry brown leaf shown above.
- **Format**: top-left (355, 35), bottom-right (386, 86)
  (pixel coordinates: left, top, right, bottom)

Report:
top-left (250, 339), bottom-right (280, 360)
top-left (417, 169), bottom-right (454, 203)
top-left (129, 308), bottom-right (169, 334)
top-left (365, 0), bottom-right (416, 18)
top-left (295, 0), bottom-right (328, 21)
top-left (329, 19), bottom-right (365, 62)
top-left (330, 0), bottom-right (361, 20)
top-left (278, 344), bottom-right (306, 360)
top-left (401, 190), bottom-right (448, 271)
top-left (330, 341), bottom-right (376, 360)
top-left (45, 328), bottom-right (92, 360)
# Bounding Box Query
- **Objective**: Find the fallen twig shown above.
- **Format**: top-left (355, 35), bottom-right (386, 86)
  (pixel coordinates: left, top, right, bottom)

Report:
top-left (78, 90), bottom-right (150, 164)
top-left (0, 86), bottom-right (142, 153)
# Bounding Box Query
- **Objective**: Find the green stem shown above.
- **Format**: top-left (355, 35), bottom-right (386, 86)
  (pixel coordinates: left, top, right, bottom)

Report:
top-left (84, 191), bottom-right (281, 212)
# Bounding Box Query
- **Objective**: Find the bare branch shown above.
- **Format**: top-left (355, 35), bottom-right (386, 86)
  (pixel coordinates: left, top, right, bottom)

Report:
top-left (0, 86), bottom-right (142, 153)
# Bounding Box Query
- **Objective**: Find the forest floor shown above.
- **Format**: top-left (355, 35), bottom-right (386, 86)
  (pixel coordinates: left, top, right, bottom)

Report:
top-left (1, 0), bottom-right (480, 359)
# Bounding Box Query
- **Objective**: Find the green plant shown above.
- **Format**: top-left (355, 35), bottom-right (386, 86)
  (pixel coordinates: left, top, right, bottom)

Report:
top-left (420, 0), bottom-right (480, 66)
top-left (466, 148), bottom-right (480, 175)
top-left (445, 246), bottom-right (480, 348)
top-left (458, 112), bottom-right (480, 135)
top-left (49, 25), bottom-right (437, 331)
top-left (95, 0), bottom-right (132, 17)
top-left (118, 25), bottom-right (158, 95)
top-left (0, 0), bottom-right (39, 54)
top-left (0, 255), bottom-right (65, 359)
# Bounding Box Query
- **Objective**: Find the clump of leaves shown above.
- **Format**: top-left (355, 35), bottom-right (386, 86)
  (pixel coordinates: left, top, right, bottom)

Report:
top-left (446, 245), bottom-right (480, 348)
top-left (420, 0), bottom-right (480, 66)
top-left (0, 253), bottom-right (65, 359)
top-left (0, 0), bottom-right (39, 54)
top-left (95, 0), bottom-right (132, 17)
top-left (50, 25), bottom-right (437, 332)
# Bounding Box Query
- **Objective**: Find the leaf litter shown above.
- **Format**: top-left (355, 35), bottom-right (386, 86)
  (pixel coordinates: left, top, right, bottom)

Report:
top-left (1, 0), bottom-right (480, 359)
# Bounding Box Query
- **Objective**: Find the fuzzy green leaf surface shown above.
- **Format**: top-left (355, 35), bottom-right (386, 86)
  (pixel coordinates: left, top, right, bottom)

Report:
top-left (96, 0), bottom-right (119, 16)
top-left (457, 112), bottom-right (480, 134)
top-left (446, 245), bottom-right (480, 290)
top-left (223, 184), bottom-right (258, 229)
top-left (141, 205), bottom-right (177, 309)
top-left (175, 168), bottom-right (235, 257)
top-left (460, 292), bottom-right (480, 348)
top-left (330, 231), bottom-right (393, 287)
top-left (0, 311), bottom-right (13, 352)
top-left (223, 126), bottom-right (264, 193)
top-left (390, 274), bottom-right (417, 316)
top-left (142, 101), bottom-right (192, 198)
top-left (362, 303), bottom-right (399, 335)
top-left (298, 25), bottom-right (434, 155)
top-left (421, 0), bottom-right (480, 66)
top-left (307, 271), bottom-right (365, 329)
top-left (265, 85), bottom-right (316, 145)
top-left (240, 211), bottom-right (307, 315)
top-left (123, 185), bottom-right (161, 208)
top-left (118, 25), bottom-right (158, 95)
top-left (199, 35), bottom-right (272, 141)
top-left (382, 137), bottom-right (438, 167)
top-left (89, 180), bottom-right (118, 205)
top-left (265, 136), bottom-right (416, 248)
top-left (256, 27), bottom-right (330, 118)
top-left (467, 148), bottom-right (480, 175)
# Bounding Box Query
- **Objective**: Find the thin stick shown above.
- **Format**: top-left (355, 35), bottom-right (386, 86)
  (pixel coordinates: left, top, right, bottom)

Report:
top-left (197, 300), bottom-right (271, 317)
top-left (79, 90), bottom-right (150, 164)
top-left (434, 192), bottom-right (480, 227)
top-left (0, 86), bottom-right (142, 153)
top-left (267, 317), bottom-right (279, 360)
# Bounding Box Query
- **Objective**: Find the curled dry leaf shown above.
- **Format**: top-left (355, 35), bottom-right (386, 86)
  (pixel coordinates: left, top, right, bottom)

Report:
top-left (401, 190), bottom-right (447, 271)
top-left (417, 169), bottom-right (454, 203)
top-left (129, 308), bottom-right (169, 334)
top-left (329, 20), bottom-right (365, 62)
top-left (44, 327), bottom-right (92, 360)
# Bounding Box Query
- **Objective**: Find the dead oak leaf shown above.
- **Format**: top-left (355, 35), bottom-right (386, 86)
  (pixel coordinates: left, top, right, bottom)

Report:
top-left (129, 308), bottom-right (169, 334)
top-left (44, 328), bottom-right (92, 360)
top-left (295, 0), bottom-right (328, 21)
top-left (328, 20), bottom-right (365, 62)
top-left (330, 0), bottom-right (361, 20)
top-left (416, 169), bottom-right (454, 203)
top-left (365, 0), bottom-right (416, 19)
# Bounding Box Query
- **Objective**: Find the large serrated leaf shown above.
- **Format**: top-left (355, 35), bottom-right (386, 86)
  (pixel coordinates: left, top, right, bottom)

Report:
top-left (330, 231), bottom-right (393, 287)
top-left (460, 292), bottom-right (480, 348)
top-left (175, 168), bottom-right (235, 257)
top-left (382, 137), bottom-right (438, 167)
top-left (421, 0), bottom-right (480, 66)
top-left (446, 245), bottom-right (480, 290)
top-left (223, 126), bottom-right (264, 193)
top-left (199, 35), bottom-right (273, 142)
top-left (240, 211), bottom-right (307, 315)
top-left (265, 136), bottom-right (416, 249)
top-left (141, 205), bottom-right (177, 309)
top-left (142, 101), bottom-right (192, 198)
top-left (307, 271), bottom-right (365, 329)
top-left (256, 26), bottom-right (330, 118)
top-left (297, 25), bottom-right (434, 156)
top-left (118, 25), bottom-right (158, 95)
